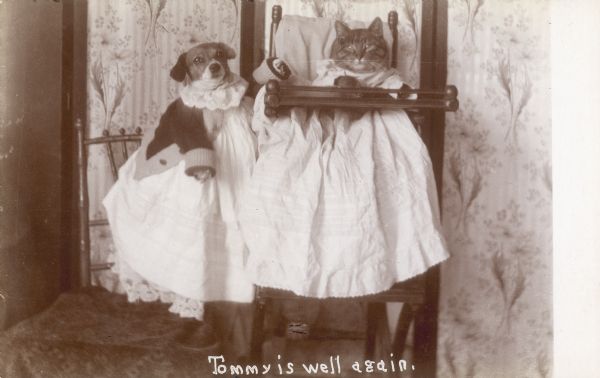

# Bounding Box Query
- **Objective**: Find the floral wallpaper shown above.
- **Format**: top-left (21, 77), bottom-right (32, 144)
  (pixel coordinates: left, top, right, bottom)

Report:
top-left (438, 0), bottom-right (552, 377)
top-left (86, 0), bottom-right (241, 287)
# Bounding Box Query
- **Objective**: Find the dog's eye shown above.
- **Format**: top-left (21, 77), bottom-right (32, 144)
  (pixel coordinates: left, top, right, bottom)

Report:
top-left (215, 50), bottom-right (223, 58)
top-left (193, 56), bottom-right (205, 65)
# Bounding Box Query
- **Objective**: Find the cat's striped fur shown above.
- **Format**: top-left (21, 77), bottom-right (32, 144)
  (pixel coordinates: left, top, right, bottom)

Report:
top-left (330, 17), bottom-right (389, 73)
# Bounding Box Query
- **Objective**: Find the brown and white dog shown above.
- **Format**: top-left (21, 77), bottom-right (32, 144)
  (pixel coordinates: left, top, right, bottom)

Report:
top-left (134, 42), bottom-right (238, 182)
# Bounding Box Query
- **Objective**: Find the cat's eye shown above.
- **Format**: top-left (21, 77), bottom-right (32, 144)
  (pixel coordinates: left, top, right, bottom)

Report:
top-left (193, 56), bottom-right (205, 64)
top-left (338, 37), bottom-right (346, 44)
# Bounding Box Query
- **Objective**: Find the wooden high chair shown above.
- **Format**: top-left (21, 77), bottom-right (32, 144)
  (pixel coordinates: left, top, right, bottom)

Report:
top-left (239, 2), bottom-right (456, 377)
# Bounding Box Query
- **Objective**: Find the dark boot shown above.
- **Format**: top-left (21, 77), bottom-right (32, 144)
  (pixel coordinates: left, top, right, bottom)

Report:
top-left (174, 319), bottom-right (219, 351)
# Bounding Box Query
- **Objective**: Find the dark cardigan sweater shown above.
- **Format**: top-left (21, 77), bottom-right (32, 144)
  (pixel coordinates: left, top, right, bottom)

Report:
top-left (134, 98), bottom-right (215, 180)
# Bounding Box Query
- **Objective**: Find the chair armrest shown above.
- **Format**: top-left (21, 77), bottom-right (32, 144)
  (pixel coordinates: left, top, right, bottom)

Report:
top-left (264, 79), bottom-right (459, 117)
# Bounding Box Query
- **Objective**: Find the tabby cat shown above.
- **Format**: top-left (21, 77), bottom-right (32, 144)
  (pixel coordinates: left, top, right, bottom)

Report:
top-left (330, 17), bottom-right (389, 73)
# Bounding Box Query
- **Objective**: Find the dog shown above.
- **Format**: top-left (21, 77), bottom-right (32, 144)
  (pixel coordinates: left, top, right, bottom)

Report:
top-left (134, 42), bottom-right (238, 182)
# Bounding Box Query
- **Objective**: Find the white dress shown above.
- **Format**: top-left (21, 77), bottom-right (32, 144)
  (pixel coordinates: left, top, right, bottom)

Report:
top-left (239, 61), bottom-right (449, 298)
top-left (103, 76), bottom-right (256, 319)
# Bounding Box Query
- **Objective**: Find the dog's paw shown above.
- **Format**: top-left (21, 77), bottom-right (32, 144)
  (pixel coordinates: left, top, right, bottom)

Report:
top-left (187, 166), bottom-right (213, 182)
top-left (194, 170), bottom-right (212, 182)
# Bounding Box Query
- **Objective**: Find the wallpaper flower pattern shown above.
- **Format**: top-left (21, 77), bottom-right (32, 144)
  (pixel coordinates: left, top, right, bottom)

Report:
top-left (86, 0), bottom-right (241, 287)
top-left (438, 0), bottom-right (552, 377)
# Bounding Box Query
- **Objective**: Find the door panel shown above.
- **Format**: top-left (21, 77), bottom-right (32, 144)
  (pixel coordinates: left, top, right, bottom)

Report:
top-left (0, 0), bottom-right (64, 329)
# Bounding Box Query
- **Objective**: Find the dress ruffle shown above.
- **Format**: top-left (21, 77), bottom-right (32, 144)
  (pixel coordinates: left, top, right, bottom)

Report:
top-left (112, 257), bottom-right (205, 320)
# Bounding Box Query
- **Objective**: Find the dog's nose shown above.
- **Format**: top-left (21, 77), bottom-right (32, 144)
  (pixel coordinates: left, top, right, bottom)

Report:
top-left (209, 63), bottom-right (221, 73)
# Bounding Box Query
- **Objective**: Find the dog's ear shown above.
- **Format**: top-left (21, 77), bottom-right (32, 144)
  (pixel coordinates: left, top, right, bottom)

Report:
top-left (219, 43), bottom-right (236, 60)
top-left (170, 53), bottom-right (188, 82)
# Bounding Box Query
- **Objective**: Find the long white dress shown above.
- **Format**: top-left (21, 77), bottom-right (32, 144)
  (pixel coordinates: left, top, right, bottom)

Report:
top-left (103, 76), bottom-right (256, 319)
top-left (239, 61), bottom-right (449, 298)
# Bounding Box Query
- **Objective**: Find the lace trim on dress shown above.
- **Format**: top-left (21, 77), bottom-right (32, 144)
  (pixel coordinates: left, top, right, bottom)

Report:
top-left (106, 252), bottom-right (205, 320)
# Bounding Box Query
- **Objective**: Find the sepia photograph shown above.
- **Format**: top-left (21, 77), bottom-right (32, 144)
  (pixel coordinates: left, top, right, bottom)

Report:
top-left (0, 0), bottom-right (598, 377)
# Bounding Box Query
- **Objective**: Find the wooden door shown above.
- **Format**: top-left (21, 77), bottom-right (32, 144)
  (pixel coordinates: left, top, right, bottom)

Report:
top-left (0, 0), bottom-right (65, 329)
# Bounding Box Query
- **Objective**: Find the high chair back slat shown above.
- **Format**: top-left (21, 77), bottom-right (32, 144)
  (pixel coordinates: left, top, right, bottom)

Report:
top-left (105, 139), bottom-right (119, 180)
top-left (75, 118), bottom-right (143, 287)
top-left (121, 140), bottom-right (129, 161)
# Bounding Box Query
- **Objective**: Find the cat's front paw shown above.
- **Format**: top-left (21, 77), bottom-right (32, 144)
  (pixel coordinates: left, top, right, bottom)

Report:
top-left (334, 75), bottom-right (359, 88)
top-left (193, 170), bottom-right (212, 183)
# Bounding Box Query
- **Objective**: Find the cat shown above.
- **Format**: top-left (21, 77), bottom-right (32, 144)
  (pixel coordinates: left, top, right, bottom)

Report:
top-left (330, 17), bottom-right (389, 74)
top-left (330, 17), bottom-right (412, 101)
top-left (328, 17), bottom-right (412, 122)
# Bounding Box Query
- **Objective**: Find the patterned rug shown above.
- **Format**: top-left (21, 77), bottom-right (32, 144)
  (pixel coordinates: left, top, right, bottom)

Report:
top-left (0, 287), bottom-right (219, 377)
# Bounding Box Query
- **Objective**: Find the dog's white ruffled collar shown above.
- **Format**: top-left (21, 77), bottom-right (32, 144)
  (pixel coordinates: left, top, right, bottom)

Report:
top-left (179, 73), bottom-right (248, 110)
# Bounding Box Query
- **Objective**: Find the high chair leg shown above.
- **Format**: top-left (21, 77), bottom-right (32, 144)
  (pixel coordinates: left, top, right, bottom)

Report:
top-left (392, 304), bottom-right (415, 357)
top-left (250, 296), bottom-right (267, 364)
top-left (365, 302), bottom-right (388, 360)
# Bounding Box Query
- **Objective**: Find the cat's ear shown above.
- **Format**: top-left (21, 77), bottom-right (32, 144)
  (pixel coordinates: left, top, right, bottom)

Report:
top-left (334, 20), bottom-right (351, 39)
top-left (368, 17), bottom-right (384, 37)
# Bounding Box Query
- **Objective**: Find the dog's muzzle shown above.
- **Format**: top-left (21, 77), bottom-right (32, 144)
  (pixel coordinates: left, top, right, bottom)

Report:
top-left (201, 60), bottom-right (226, 81)
top-left (209, 63), bottom-right (221, 74)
